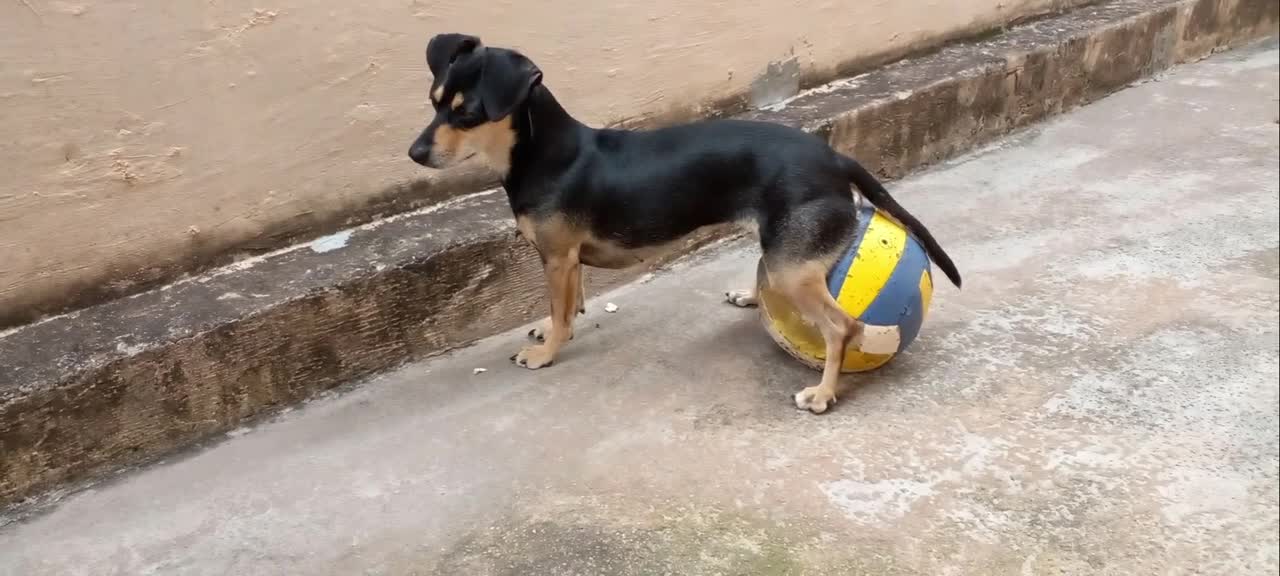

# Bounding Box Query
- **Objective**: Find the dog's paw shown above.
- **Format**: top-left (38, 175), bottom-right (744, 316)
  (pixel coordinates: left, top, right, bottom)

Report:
top-left (511, 344), bottom-right (556, 369)
top-left (794, 385), bottom-right (836, 414)
top-left (725, 289), bottom-right (759, 308)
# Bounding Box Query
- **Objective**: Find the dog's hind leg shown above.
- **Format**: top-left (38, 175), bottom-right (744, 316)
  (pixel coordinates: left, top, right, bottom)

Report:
top-left (725, 223), bottom-right (763, 308)
top-left (766, 260), bottom-right (864, 414)
top-left (760, 193), bottom-right (863, 413)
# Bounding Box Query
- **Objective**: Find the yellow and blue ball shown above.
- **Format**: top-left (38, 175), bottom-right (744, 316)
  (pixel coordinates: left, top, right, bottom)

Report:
top-left (757, 204), bottom-right (935, 373)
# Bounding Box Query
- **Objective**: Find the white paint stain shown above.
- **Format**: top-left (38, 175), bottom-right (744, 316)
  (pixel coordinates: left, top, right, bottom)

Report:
top-left (182, 189), bottom-right (496, 282)
top-left (1176, 77), bottom-right (1223, 87)
top-left (309, 230), bottom-right (352, 254)
top-left (114, 341), bottom-right (148, 355)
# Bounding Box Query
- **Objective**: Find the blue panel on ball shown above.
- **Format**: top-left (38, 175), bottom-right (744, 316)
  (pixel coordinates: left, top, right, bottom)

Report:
top-left (826, 204), bottom-right (877, 297)
top-left (860, 235), bottom-right (931, 351)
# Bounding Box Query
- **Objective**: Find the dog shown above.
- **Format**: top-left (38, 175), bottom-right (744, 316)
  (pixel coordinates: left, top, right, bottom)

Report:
top-left (408, 33), bottom-right (961, 414)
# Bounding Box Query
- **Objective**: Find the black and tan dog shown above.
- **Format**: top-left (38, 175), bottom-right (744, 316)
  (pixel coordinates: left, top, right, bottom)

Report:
top-left (408, 33), bottom-right (961, 413)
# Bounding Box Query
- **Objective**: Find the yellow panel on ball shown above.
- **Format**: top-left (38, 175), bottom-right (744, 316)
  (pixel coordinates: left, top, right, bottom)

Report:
top-left (757, 205), bottom-right (934, 373)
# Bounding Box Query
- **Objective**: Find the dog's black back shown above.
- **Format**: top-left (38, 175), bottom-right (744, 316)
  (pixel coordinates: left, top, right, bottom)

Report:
top-left (507, 97), bottom-right (850, 250)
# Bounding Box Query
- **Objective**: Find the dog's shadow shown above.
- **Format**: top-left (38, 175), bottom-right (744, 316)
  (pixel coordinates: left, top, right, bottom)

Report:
top-left (706, 312), bottom-right (926, 405)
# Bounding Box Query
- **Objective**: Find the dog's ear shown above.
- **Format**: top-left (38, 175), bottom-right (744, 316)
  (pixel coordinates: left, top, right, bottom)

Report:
top-left (426, 33), bottom-right (481, 75)
top-left (479, 48), bottom-right (543, 121)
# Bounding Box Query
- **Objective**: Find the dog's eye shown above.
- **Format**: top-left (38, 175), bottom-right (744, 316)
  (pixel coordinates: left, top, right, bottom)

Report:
top-left (452, 110), bottom-right (485, 128)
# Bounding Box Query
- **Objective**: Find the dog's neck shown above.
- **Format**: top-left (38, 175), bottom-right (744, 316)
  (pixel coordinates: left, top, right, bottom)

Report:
top-left (502, 85), bottom-right (586, 209)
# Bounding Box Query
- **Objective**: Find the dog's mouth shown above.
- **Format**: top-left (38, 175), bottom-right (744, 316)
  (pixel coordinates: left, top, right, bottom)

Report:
top-left (444, 149), bottom-right (479, 165)
top-left (422, 150), bottom-right (477, 170)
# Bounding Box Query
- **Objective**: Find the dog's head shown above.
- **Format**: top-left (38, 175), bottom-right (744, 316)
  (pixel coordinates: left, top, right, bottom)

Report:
top-left (407, 34), bottom-right (543, 172)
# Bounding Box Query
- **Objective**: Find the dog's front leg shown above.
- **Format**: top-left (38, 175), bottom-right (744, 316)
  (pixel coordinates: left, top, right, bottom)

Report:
top-left (514, 247), bottom-right (580, 369)
top-left (527, 266), bottom-right (585, 343)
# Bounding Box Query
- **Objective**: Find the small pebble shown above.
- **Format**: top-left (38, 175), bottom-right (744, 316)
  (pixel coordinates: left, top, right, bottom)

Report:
top-left (472, 368), bottom-right (487, 375)
top-left (604, 302), bottom-right (619, 313)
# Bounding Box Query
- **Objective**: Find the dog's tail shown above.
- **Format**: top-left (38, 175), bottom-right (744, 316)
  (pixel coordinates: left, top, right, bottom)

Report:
top-left (839, 154), bottom-right (962, 288)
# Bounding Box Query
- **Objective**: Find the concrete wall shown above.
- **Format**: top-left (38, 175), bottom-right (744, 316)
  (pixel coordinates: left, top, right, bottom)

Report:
top-left (0, 0), bottom-right (1079, 328)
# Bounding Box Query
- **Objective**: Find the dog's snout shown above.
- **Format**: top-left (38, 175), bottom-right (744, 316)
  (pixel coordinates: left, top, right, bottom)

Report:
top-left (408, 141), bottom-right (433, 166)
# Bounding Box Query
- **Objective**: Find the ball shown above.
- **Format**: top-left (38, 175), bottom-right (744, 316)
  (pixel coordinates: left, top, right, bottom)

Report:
top-left (756, 203), bottom-right (935, 373)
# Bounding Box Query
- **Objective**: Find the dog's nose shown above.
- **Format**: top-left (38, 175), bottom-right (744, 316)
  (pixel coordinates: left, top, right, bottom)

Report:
top-left (408, 141), bottom-right (433, 166)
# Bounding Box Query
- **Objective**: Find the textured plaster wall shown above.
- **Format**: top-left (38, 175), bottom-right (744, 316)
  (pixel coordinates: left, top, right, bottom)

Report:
top-left (0, 0), bottom-right (1075, 327)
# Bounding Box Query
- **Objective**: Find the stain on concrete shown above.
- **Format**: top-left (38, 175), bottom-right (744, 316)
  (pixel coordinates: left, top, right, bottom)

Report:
top-left (308, 230), bottom-right (353, 254)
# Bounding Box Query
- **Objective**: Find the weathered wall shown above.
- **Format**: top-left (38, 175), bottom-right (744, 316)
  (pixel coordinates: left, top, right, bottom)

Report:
top-left (0, 0), bottom-right (1082, 328)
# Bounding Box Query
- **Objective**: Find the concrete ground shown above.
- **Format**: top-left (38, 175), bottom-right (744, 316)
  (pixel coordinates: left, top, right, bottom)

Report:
top-left (2, 41), bottom-right (1277, 576)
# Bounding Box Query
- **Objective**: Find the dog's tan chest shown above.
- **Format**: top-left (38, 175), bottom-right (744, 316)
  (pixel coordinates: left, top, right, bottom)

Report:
top-left (516, 214), bottom-right (686, 269)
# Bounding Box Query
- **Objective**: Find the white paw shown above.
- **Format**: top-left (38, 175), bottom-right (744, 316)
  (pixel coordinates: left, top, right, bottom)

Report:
top-left (725, 290), bottom-right (759, 308)
top-left (794, 386), bottom-right (835, 414)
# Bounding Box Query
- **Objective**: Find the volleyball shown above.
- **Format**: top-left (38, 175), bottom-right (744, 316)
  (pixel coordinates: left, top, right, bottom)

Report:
top-left (756, 203), bottom-right (934, 373)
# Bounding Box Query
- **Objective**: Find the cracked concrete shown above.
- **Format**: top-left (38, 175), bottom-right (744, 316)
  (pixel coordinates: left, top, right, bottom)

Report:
top-left (1, 40), bottom-right (1277, 576)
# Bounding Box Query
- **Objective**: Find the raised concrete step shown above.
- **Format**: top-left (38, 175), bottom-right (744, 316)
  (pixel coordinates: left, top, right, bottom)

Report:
top-left (1, 0), bottom-right (1276, 508)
